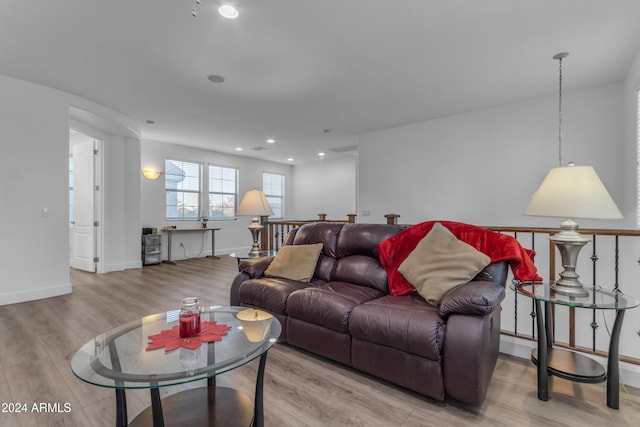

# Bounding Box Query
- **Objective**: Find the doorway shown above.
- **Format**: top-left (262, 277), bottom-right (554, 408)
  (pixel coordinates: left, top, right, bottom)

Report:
top-left (69, 127), bottom-right (103, 273)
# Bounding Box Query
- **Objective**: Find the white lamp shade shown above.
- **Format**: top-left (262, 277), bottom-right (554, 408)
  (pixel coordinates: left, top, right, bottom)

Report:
top-left (237, 189), bottom-right (274, 217)
top-left (236, 308), bottom-right (273, 342)
top-left (524, 166), bottom-right (622, 220)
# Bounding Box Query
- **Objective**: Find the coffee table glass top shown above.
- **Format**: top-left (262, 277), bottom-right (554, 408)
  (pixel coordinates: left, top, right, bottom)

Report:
top-left (71, 306), bottom-right (281, 389)
top-left (513, 281), bottom-right (639, 310)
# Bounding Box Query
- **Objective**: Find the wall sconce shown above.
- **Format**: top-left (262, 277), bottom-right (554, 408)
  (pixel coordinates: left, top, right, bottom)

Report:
top-left (141, 166), bottom-right (162, 180)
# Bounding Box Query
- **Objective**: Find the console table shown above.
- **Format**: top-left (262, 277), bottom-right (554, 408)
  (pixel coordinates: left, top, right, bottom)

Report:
top-left (513, 281), bottom-right (638, 409)
top-left (162, 227), bottom-right (221, 263)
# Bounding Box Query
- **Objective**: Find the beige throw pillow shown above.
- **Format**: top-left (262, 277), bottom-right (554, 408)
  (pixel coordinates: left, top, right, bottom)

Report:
top-left (398, 223), bottom-right (490, 305)
top-left (264, 243), bottom-right (323, 282)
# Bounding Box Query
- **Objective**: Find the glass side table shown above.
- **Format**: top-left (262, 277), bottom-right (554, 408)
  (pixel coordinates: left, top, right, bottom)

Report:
top-left (513, 281), bottom-right (638, 409)
top-left (229, 251), bottom-right (277, 269)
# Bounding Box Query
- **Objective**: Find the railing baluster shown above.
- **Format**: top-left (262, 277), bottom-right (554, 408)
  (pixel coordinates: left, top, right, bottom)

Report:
top-left (591, 235), bottom-right (598, 352)
top-left (614, 235), bottom-right (620, 292)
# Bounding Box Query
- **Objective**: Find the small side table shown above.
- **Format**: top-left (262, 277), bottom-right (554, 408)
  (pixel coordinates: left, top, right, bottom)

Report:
top-left (513, 281), bottom-right (638, 409)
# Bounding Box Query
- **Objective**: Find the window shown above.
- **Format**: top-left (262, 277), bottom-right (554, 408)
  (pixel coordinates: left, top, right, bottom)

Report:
top-left (166, 159), bottom-right (201, 220)
top-left (208, 165), bottom-right (238, 220)
top-left (263, 172), bottom-right (285, 219)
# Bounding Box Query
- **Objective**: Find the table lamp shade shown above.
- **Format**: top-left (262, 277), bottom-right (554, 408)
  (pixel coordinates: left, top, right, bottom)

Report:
top-left (524, 165), bottom-right (622, 297)
top-left (236, 308), bottom-right (274, 342)
top-left (524, 166), bottom-right (622, 220)
top-left (237, 189), bottom-right (274, 217)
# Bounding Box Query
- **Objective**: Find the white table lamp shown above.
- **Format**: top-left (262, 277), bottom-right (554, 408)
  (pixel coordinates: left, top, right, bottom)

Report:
top-left (237, 189), bottom-right (274, 256)
top-left (524, 165), bottom-right (622, 297)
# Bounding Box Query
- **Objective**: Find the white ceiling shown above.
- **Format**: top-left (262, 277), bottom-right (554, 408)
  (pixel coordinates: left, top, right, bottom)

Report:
top-left (2, 0), bottom-right (640, 164)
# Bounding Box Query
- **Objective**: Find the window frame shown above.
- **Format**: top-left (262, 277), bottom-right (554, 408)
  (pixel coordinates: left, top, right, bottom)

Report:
top-left (207, 164), bottom-right (239, 221)
top-left (262, 172), bottom-right (285, 220)
top-left (165, 159), bottom-right (202, 221)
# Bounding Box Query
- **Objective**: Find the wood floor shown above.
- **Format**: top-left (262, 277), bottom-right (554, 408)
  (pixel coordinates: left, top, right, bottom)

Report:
top-left (1, 256), bottom-right (639, 426)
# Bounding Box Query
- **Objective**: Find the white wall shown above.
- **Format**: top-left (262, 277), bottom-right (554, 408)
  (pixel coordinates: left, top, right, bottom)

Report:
top-left (358, 82), bottom-right (626, 229)
top-left (623, 48), bottom-right (640, 227)
top-left (289, 156), bottom-right (357, 220)
top-left (102, 135), bottom-right (142, 272)
top-left (0, 74), bottom-right (142, 305)
top-left (358, 80), bottom-right (640, 386)
top-left (0, 76), bottom-right (71, 305)
top-left (141, 140), bottom-right (293, 259)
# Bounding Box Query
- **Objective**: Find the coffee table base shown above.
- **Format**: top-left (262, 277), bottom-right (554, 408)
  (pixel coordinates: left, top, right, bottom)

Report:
top-left (128, 386), bottom-right (254, 427)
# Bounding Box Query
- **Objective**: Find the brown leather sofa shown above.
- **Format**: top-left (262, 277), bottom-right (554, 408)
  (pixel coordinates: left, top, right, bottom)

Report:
top-left (230, 222), bottom-right (508, 406)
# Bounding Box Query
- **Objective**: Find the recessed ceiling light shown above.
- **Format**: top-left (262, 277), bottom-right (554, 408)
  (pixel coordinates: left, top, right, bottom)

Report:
top-left (207, 74), bottom-right (225, 83)
top-left (266, 138), bottom-right (276, 144)
top-left (235, 147), bottom-right (243, 151)
top-left (318, 152), bottom-right (326, 156)
top-left (219, 4), bottom-right (239, 19)
top-left (287, 158), bottom-right (294, 162)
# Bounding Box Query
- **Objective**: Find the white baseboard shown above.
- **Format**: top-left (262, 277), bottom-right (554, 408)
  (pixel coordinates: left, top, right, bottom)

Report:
top-left (500, 335), bottom-right (640, 389)
top-left (0, 282), bottom-right (72, 306)
top-left (103, 260), bottom-right (142, 273)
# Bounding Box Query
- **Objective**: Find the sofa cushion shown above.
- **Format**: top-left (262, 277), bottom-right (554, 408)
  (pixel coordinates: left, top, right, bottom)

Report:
top-left (349, 294), bottom-right (444, 361)
top-left (287, 282), bottom-right (385, 333)
top-left (292, 222), bottom-right (344, 259)
top-left (238, 277), bottom-right (315, 315)
top-left (333, 255), bottom-right (389, 293)
top-left (398, 223), bottom-right (491, 305)
top-left (264, 243), bottom-right (323, 282)
top-left (336, 223), bottom-right (404, 259)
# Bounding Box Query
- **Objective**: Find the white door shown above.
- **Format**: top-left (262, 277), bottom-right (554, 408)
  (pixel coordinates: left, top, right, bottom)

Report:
top-left (70, 140), bottom-right (96, 272)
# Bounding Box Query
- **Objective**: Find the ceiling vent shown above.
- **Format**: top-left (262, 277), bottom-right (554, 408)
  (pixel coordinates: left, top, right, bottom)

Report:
top-left (330, 145), bottom-right (358, 155)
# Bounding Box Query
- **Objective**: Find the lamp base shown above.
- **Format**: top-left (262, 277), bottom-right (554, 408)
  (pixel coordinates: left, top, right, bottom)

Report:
top-left (247, 217), bottom-right (264, 257)
top-left (549, 219), bottom-right (590, 298)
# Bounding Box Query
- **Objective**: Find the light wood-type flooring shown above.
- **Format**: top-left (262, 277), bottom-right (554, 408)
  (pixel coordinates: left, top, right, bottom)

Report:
top-left (1, 256), bottom-right (639, 426)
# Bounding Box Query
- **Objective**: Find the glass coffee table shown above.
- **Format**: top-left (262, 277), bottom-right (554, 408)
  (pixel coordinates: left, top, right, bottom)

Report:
top-left (71, 306), bottom-right (281, 427)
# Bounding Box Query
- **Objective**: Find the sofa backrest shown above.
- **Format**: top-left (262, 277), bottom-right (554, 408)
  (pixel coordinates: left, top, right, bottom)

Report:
top-left (291, 222), bottom-right (344, 282)
top-left (472, 261), bottom-right (509, 288)
top-left (333, 223), bottom-right (405, 292)
top-left (287, 222), bottom-right (404, 291)
top-left (283, 222), bottom-right (509, 293)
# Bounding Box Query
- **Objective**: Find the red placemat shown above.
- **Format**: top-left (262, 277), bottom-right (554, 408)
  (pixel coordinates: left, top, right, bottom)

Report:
top-left (146, 320), bottom-right (232, 352)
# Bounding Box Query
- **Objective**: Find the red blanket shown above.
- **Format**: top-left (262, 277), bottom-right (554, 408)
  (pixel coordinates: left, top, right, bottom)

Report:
top-left (378, 221), bottom-right (542, 295)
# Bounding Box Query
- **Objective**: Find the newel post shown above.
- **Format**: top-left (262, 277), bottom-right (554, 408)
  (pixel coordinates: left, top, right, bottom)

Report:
top-left (385, 214), bottom-right (400, 225)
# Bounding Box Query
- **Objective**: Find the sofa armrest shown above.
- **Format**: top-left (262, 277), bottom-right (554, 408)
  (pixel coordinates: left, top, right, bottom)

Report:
top-left (439, 281), bottom-right (505, 319)
top-left (239, 256), bottom-right (275, 279)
